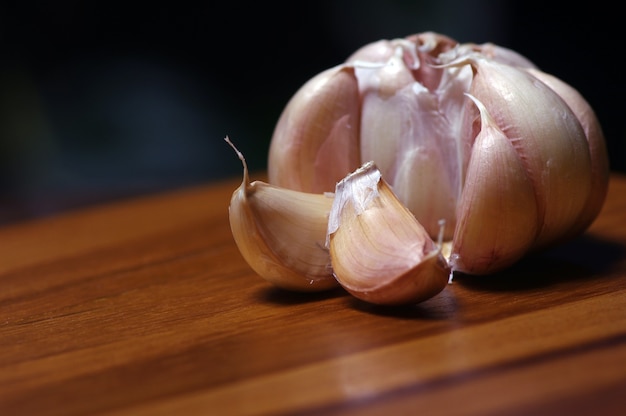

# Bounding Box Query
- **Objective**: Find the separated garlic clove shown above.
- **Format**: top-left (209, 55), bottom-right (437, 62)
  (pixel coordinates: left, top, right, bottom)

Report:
top-left (327, 161), bottom-right (450, 305)
top-left (226, 138), bottom-right (338, 292)
top-left (268, 65), bottom-right (362, 194)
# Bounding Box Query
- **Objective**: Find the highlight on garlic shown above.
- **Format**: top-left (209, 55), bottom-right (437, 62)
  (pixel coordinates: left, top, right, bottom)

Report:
top-left (228, 31), bottom-right (610, 305)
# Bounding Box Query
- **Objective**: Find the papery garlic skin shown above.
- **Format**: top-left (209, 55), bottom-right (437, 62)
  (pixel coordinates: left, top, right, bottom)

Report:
top-left (266, 32), bottom-right (609, 277)
top-left (353, 41), bottom-right (469, 240)
top-left (327, 161), bottom-right (450, 305)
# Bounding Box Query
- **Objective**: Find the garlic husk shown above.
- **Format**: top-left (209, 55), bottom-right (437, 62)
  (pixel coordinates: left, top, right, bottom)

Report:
top-left (227, 138), bottom-right (338, 292)
top-left (351, 38), bottom-right (471, 240)
top-left (327, 161), bottom-right (450, 305)
top-left (268, 65), bottom-right (361, 194)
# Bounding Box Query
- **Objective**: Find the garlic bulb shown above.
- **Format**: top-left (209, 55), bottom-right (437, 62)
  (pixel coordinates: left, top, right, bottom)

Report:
top-left (267, 31), bottom-right (609, 277)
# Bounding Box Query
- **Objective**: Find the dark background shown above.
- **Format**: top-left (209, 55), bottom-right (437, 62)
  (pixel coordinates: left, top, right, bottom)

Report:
top-left (1, 0), bottom-right (622, 225)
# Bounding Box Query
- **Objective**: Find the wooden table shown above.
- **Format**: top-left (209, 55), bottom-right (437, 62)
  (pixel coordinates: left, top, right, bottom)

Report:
top-left (2, 172), bottom-right (626, 416)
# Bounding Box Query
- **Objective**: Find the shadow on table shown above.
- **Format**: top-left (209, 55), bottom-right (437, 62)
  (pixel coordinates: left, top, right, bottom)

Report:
top-left (253, 285), bottom-right (348, 306)
top-left (454, 234), bottom-right (625, 292)
top-left (248, 233), bottom-right (624, 319)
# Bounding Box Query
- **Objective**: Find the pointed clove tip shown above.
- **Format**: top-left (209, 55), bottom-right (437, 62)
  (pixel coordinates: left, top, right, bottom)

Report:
top-left (224, 136), bottom-right (249, 188)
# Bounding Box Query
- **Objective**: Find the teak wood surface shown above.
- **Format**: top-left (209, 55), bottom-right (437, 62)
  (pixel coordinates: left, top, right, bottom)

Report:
top-left (2, 172), bottom-right (626, 416)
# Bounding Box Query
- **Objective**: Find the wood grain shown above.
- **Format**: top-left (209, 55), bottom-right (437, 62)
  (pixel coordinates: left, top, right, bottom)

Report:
top-left (1, 173), bottom-right (626, 416)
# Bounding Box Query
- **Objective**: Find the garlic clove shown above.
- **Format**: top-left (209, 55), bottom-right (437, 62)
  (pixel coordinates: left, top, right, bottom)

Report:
top-left (327, 161), bottom-right (450, 305)
top-left (226, 138), bottom-right (338, 292)
top-left (451, 95), bottom-right (539, 274)
top-left (464, 57), bottom-right (592, 249)
top-left (525, 67), bottom-right (610, 238)
top-left (267, 64), bottom-right (361, 194)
